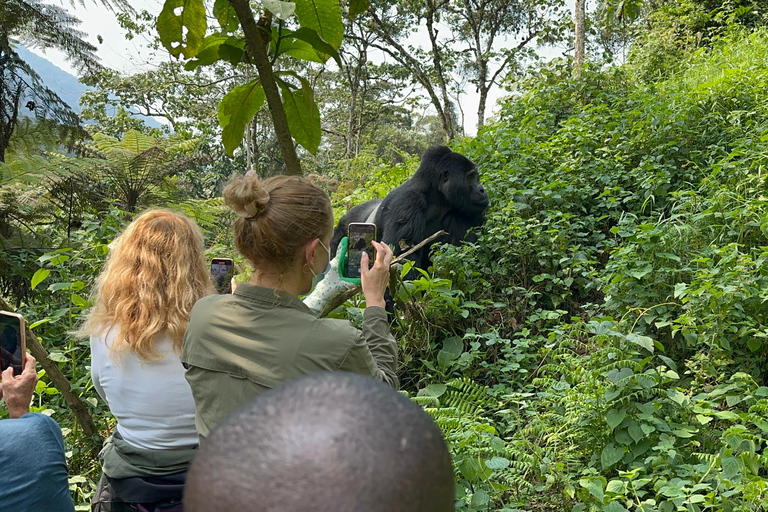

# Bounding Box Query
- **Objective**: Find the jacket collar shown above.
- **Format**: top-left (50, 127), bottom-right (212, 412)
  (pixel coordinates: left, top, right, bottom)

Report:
top-left (233, 283), bottom-right (314, 315)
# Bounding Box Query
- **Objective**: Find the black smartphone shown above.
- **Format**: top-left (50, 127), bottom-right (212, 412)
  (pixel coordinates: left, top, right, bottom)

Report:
top-left (346, 223), bottom-right (377, 279)
top-left (211, 258), bottom-right (235, 294)
top-left (0, 311), bottom-right (26, 375)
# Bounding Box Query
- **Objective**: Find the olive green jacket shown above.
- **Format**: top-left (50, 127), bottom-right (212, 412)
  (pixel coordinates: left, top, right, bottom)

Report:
top-left (181, 283), bottom-right (399, 439)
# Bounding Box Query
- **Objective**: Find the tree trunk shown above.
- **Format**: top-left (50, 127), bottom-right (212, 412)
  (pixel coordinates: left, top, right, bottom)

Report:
top-left (477, 85), bottom-right (488, 128)
top-left (425, 0), bottom-right (456, 140)
top-left (574, 0), bottom-right (586, 78)
top-left (227, 0), bottom-right (302, 175)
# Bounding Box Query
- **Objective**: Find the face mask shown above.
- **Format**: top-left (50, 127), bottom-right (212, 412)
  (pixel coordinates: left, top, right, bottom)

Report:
top-left (309, 239), bottom-right (332, 293)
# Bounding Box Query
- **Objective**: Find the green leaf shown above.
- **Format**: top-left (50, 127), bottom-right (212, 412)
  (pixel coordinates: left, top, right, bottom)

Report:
top-left (627, 265), bottom-right (652, 279)
top-left (605, 367), bottom-right (633, 384)
top-left (213, 0), bottom-right (240, 32)
top-left (673, 282), bottom-right (687, 298)
top-left (606, 408), bottom-right (627, 430)
top-left (284, 27), bottom-right (341, 66)
top-left (695, 414), bottom-right (713, 424)
top-left (601, 442), bottom-right (624, 469)
top-left (755, 386), bottom-right (768, 397)
top-left (666, 389), bottom-right (686, 406)
top-left (348, 0), bottom-right (369, 18)
top-left (294, 0), bottom-right (343, 50)
top-left (721, 455), bottom-right (743, 480)
top-left (70, 294), bottom-right (88, 307)
top-left (425, 384), bottom-right (447, 398)
top-left (48, 282), bottom-right (73, 292)
top-left (470, 489), bottom-right (490, 508)
top-left (48, 352), bottom-right (68, 363)
top-left (274, 35), bottom-right (325, 63)
top-left (218, 79), bottom-right (266, 156)
top-left (747, 338), bottom-right (762, 352)
top-left (157, 0), bottom-right (207, 59)
top-left (184, 33), bottom-right (229, 70)
top-left (277, 76), bottom-right (321, 154)
top-left (628, 423), bottom-right (644, 443)
top-left (30, 268), bottom-right (50, 290)
top-left (437, 337), bottom-right (463, 370)
top-left (626, 333), bottom-right (654, 353)
top-left (579, 476), bottom-right (605, 502)
top-left (602, 502), bottom-right (629, 512)
top-left (714, 410), bottom-right (739, 421)
top-left (485, 457), bottom-right (510, 470)
top-left (263, 0), bottom-right (296, 20)
top-left (605, 480), bottom-right (625, 494)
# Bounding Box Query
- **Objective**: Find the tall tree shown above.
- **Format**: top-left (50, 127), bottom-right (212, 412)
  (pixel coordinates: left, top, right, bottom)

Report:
top-left (0, 0), bottom-right (127, 162)
top-left (363, 0), bottom-right (459, 141)
top-left (574, 0), bottom-right (586, 77)
top-left (449, 0), bottom-right (567, 127)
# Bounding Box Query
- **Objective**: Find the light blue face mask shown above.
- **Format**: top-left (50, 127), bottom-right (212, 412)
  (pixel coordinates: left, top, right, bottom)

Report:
top-left (309, 239), bottom-right (332, 292)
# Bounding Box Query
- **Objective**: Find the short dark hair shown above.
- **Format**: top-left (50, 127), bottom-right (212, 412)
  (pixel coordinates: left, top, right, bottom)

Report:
top-left (184, 372), bottom-right (455, 512)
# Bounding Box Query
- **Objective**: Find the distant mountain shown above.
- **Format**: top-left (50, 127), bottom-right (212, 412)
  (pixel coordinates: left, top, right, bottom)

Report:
top-left (14, 46), bottom-right (162, 128)
top-left (15, 46), bottom-right (90, 115)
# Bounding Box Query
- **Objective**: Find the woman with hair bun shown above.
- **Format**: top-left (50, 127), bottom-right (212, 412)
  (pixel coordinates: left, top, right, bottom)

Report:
top-left (182, 171), bottom-right (399, 439)
top-left (78, 209), bottom-right (216, 511)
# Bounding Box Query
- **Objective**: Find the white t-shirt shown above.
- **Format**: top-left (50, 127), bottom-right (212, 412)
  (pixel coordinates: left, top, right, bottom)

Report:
top-left (90, 327), bottom-right (198, 450)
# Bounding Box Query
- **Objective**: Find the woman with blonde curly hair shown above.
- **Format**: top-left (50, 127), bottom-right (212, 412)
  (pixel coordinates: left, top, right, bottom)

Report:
top-left (78, 209), bottom-right (215, 512)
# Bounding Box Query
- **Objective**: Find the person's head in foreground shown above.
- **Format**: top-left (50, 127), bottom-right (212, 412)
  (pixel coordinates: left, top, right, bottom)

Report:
top-left (184, 372), bottom-right (455, 512)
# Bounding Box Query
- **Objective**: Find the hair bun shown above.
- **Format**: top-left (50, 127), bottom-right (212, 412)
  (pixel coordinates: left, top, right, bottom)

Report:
top-left (224, 171), bottom-right (271, 219)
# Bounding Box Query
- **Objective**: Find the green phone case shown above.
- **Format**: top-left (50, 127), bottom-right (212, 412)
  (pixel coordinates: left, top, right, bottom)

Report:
top-left (337, 236), bottom-right (362, 285)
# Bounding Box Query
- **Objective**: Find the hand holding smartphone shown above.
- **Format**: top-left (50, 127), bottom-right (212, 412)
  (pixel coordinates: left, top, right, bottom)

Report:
top-left (211, 258), bottom-right (235, 294)
top-left (0, 311), bottom-right (26, 376)
top-left (345, 223), bottom-right (377, 279)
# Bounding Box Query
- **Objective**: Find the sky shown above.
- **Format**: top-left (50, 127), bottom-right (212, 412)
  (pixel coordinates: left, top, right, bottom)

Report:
top-left (28, 0), bottom-right (580, 136)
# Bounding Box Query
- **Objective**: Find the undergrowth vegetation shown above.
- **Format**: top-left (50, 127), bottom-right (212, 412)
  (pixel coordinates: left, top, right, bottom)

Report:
top-left (3, 24), bottom-right (768, 512)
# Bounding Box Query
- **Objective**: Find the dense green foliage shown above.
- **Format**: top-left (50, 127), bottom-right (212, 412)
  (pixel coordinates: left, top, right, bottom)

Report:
top-left (4, 4), bottom-right (768, 511)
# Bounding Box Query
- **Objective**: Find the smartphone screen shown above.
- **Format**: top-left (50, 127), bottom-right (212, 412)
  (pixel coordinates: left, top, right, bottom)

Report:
top-left (211, 258), bottom-right (235, 294)
top-left (0, 311), bottom-right (25, 375)
top-left (346, 223), bottom-right (377, 279)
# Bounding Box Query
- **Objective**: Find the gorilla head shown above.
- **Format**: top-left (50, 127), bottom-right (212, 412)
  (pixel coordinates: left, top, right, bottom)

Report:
top-left (331, 146), bottom-right (489, 270)
top-left (415, 146), bottom-right (489, 218)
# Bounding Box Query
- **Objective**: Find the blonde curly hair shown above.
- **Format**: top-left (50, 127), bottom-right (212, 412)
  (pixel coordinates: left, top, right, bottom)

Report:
top-left (78, 209), bottom-right (215, 361)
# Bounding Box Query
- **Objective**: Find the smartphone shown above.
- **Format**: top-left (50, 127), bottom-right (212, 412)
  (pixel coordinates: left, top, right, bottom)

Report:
top-left (0, 311), bottom-right (26, 375)
top-left (346, 223), bottom-right (377, 279)
top-left (211, 258), bottom-right (235, 294)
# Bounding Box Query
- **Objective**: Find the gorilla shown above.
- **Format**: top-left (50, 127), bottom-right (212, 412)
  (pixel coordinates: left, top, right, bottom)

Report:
top-left (331, 146), bottom-right (489, 270)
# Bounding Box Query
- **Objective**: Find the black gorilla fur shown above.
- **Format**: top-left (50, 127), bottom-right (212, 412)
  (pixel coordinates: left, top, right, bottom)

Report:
top-left (331, 146), bottom-right (489, 270)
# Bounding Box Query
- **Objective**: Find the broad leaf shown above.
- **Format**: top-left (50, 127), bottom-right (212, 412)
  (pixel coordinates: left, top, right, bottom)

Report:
top-left (601, 442), bottom-right (624, 469)
top-left (218, 80), bottom-right (266, 156)
top-left (184, 33), bottom-right (229, 70)
top-left (287, 27), bottom-right (341, 66)
top-left (579, 476), bottom-right (605, 502)
top-left (437, 337), bottom-right (463, 370)
top-left (470, 490), bottom-right (490, 508)
top-left (213, 0), bottom-right (240, 32)
top-left (263, 0), bottom-right (297, 20)
top-left (348, 0), bottom-right (369, 18)
top-left (277, 76), bottom-right (321, 154)
top-left (485, 457), bottom-right (510, 470)
top-left (424, 384), bottom-right (446, 397)
top-left (31, 268), bottom-right (50, 290)
top-left (157, 0), bottom-right (207, 59)
top-left (606, 408), bottom-right (627, 430)
top-left (626, 333), bottom-right (654, 353)
top-left (294, 0), bottom-right (343, 50)
top-left (274, 37), bottom-right (326, 64)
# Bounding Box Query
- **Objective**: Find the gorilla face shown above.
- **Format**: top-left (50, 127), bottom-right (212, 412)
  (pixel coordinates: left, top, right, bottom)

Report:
top-left (439, 153), bottom-right (489, 217)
